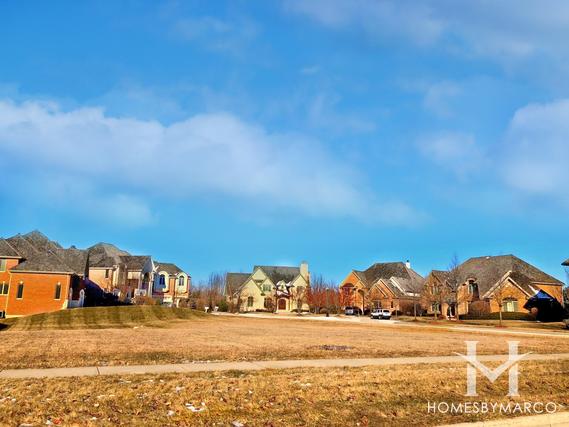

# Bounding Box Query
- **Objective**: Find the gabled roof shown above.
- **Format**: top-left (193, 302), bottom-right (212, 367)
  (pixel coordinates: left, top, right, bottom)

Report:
top-left (10, 251), bottom-right (75, 274)
top-left (355, 262), bottom-right (424, 293)
top-left (459, 255), bottom-right (562, 296)
top-left (430, 270), bottom-right (450, 283)
top-left (156, 262), bottom-right (184, 275)
top-left (55, 247), bottom-right (88, 276)
top-left (254, 265), bottom-right (301, 284)
top-left (226, 273), bottom-right (250, 294)
top-left (0, 238), bottom-right (21, 258)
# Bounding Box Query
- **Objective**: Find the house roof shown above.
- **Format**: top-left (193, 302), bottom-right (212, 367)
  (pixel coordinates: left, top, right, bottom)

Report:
top-left (120, 255), bottom-right (151, 271)
top-left (10, 251), bottom-right (75, 274)
top-left (254, 266), bottom-right (300, 284)
top-left (22, 230), bottom-right (62, 253)
top-left (563, 259), bottom-right (569, 267)
top-left (458, 255), bottom-right (562, 296)
top-left (355, 262), bottom-right (424, 293)
top-left (55, 247), bottom-right (88, 276)
top-left (226, 273), bottom-right (250, 294)
top-left (156, 262), bottom-right (184, 275)
top-left (6, 236), bottom-right (41, 260)
top-left (87, 243), bottom-right (130, 268)
top-left (0, 238), bottom-right (21, 258)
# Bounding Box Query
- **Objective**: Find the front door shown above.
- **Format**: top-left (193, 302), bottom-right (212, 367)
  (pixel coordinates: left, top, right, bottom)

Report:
top-left (278, 299), bottom-right (287, 310)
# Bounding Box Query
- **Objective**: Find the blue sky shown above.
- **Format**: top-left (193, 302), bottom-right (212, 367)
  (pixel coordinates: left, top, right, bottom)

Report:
top-left (1, 0), bottom-right (568, 283)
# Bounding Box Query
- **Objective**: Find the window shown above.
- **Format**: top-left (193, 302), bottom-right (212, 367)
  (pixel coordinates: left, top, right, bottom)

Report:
top-left (54, 283), bottom-right (62, 300)
top-left (468, 281), bottom-right (478, 295)
top-left (178, 276), bottom-right (185, 288)
top-left (16, 282), bottom-right (24, 299)
top-left (105, 269), bottom-right (110, 279)
top-left (263, 284), bottom-right (271, 292)
top-left (0, 282), bottom-right (8, 295)
top-left (0, 310), bottom-right (5, 319)
top-left (159, 274), bottom-right (166, 286)
top-left (247, 296), bottom-right (254, 307)
top-left (503, 299), bottom-right (518, 312)
top-left (0, 259), bottom-right (6, 272)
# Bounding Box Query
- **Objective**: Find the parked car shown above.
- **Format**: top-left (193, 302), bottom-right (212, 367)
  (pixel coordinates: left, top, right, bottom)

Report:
top-left (344, 306), bottom-right (362, 316)
top-left (370, 308), bottom-right (382, 319)
top-left (380, 309), bottom-right (392, 320)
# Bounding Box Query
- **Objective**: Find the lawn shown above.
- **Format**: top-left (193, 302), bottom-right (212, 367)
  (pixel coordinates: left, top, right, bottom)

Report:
top-left (1, 361), bottom-right (568, 426)
top-left (2, 310), bottom-right (569, 369)
top-left (0, 305), bottom-right (208, 331)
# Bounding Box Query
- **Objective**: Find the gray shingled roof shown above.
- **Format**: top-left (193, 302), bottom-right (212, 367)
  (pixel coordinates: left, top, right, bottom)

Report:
top-left (6, 236), bottom-right (40, 260)
top-left (156, 262), bottom-right (184, 275)
top-left (255, 266), bottom-right (300, 284)
top-left (0, 238), bottom-right (21, 258)
top-left (120, 255), bottom-right (151, 271)
top-left (10, 251), bottom-right (75, 274)
top-left (458, 255), bottom-right (562, 296)
top-left (22, 230), bottom-right (62, 253)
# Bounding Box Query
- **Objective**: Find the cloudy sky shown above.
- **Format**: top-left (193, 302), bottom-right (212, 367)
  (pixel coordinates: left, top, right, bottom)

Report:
top-left (1, 0), bottom-right (568, 282)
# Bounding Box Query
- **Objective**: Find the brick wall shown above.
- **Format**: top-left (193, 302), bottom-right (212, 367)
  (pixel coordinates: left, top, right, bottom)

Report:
top-left (6, 271), bottom-right (71, 316)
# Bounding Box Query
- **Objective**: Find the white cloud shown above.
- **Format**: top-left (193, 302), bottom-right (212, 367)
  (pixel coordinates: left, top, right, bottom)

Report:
top-left (0, 99), bottom-right (420, 225)
top-left (418, 132), bottom-right (484, 178)
top-left (285, 0), bottom-right (569, 64)
top-left (503, 99), bottom-right (569, 202)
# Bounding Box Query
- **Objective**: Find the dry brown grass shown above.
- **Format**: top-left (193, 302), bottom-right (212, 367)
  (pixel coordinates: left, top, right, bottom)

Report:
top-left (2, 315), bottom-right (569, 369)
top-left (1, 361), bottom-right (568, 426)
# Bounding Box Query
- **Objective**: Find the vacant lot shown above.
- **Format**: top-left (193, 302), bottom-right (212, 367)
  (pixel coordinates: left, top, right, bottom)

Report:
top-left (2, 309), bottom-right (569, 369)
top-left (1, 361), bottom-right (568, 426)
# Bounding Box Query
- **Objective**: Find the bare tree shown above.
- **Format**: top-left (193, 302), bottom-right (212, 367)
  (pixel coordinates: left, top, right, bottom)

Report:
top-left (445, 254), bottom-right (462, 318)
top-left (422, 277), bottom-right (443, 320)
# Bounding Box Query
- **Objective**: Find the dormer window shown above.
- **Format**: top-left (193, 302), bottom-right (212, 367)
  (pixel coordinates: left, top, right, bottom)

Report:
top-left (468, 280), bottom-right (478, 294)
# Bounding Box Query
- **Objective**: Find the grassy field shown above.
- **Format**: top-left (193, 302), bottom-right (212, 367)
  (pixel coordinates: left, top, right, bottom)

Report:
top-left (2, 310), bottom-right (569, 369)
top-left (0, 305), bottom-right (208, 331)
top-left (1, 361), bottom-right (568, 426)
top-left (396, 315), bottom-right (568, 330)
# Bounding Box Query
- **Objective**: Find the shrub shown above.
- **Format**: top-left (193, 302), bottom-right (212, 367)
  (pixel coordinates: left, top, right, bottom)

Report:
top-left (134, 296), bottom-right (156, 306)
top-left (217, 299), bottom-right (229, 312)
top-left (460, 311), bottom-right (534, 321)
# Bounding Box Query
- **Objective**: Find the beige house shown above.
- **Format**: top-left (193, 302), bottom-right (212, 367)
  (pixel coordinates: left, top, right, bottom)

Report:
top-left (226, 262), bottom-right (310, 312)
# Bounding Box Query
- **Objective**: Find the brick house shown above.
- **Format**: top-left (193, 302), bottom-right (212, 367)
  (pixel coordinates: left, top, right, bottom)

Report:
top-left (339, 261), bottom-right (424, 314)
top-left (225, 263), bottom-right (310, 312)
top-left (0, 233), bottom-right (84, 318)
top-left (423, 255), bottom-right (564, 318)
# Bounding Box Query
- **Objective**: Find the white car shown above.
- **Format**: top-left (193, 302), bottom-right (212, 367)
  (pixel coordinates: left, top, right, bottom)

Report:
top-left (370, 308), bottom-right (382, 319)
top-left (380, 309), bottom-right (392, 320)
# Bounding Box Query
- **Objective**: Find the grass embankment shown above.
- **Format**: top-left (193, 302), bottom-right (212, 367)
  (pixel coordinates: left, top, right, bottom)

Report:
top-left (1, 361), bottom-right (568, 426)
top-left (0, 305), bottom-right (208, 331)
top-left (396, 315), bottom-right (567, 331)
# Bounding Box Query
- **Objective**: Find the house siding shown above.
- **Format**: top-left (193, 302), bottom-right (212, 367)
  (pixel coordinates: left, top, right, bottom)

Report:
top-left (6, 271), bottom-right (71, 317)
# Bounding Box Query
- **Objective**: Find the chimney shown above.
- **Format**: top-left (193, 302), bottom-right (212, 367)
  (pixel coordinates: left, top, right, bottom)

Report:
top-left (405, 260), bottom-right (411, 269)
top-left (300, 261), bottom-right (309, 281)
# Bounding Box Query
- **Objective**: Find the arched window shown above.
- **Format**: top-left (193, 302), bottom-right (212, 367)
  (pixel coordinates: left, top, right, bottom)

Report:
top-left (159, 274), bottom-right (166, 286)
top-left (178, 276), bottom-right (185, 288)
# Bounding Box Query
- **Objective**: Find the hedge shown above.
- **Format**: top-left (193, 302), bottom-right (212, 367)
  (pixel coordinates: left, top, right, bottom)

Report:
top-left (460, 311), bottom-right (534, 321)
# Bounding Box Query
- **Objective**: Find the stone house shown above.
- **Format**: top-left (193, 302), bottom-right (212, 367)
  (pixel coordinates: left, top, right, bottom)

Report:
top-left (226, 262), bottom-right (310, 312)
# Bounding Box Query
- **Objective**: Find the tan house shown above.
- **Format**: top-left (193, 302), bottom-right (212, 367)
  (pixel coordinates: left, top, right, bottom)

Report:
top-left (226, 262), bottom-right (310, 312)
top-left (423, 255), bottom-right (564, 318)
top-left (339, 261), bottom-right (424, 314)
top-left (152, 262), bottom-right (190, 306)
